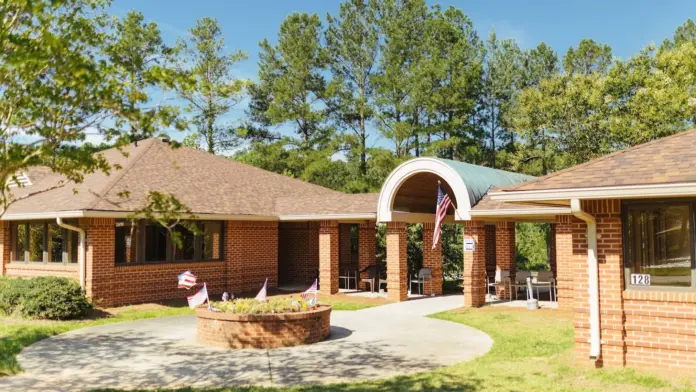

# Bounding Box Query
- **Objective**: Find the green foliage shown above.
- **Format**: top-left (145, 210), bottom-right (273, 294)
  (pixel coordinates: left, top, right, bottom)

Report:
top-left (0, 277), bottom-right (91, 320)
top-left (516, 223), bottom-right (549, 272)
top-left (212, 297), bottom-right (311, 315)
top-left (128, 191), bottom-right (200, 249)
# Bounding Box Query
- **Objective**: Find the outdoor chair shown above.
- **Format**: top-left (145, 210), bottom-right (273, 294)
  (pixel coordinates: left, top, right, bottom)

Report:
top-left (511, 271), bottom-right (532, 300)
top-left (532, 271), bottom-right (557, 302)
top-left (339, 268), bottom-right (358, 290)
top-left (409, 268), bottom-right (433, 295)
top-left (486, 269), bottom-right (511, 298)
top-left (360, 265), bottom-right (387, 293)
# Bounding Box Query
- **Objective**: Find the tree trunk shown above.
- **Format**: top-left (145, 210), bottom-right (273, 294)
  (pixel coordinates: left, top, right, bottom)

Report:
top-left (359, 110), bottom-right (367, 176)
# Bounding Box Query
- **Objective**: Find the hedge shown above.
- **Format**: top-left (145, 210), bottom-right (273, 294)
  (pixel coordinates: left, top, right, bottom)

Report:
top-left (0, 276), bottom-right (92, 320)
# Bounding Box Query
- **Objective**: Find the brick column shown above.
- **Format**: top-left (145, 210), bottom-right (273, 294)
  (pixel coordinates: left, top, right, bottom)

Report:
top-left (358, 222), bottom-right (376, 291)
top-left (386, 221), bottom-right (408, 302)
top-left (83, 218), bottom-right (115, 307)
top-left (495, 221), bottom-right (516, 299)
top-left (484, 224), bottom-right (497, 279)
top-left (0, 221), bottom-right (9, 276)
top-left (555, 216), bottom-right (574, 309)
top-left (463, 220), bottom-right (487, 307)
top-left (422, 222), bottom-right (443, 296)
top-left (319, 220), bottom-right (339, 294)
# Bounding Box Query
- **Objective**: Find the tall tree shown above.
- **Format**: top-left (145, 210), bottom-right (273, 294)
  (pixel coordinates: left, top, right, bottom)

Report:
top-left (563, 38), bottom-right (612, 76)
top-left (325, 0), bottom-right (379, 184)
top-left (175, 17), bottom-right (247, 154)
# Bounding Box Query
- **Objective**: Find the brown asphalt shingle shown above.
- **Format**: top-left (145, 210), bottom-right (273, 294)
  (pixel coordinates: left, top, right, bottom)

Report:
top-left (505, 129), bottom-right (696, 192)
top-left (3, 138), bottom-right (377, 218)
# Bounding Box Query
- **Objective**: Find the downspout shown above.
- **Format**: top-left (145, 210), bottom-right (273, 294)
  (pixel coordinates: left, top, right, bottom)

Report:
top-left (570, 199), bottom-right (601, 360)
top-left (57, 217), bottom-right (86, 289)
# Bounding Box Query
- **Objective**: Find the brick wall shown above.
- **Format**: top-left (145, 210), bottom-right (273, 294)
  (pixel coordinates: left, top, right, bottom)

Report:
top-left (555, 215), bottom-right (575, 309)
top-left (549, 223), bottom-right (557, 279)
top-left (463, 220), bottom-right (487, 307)
top-left (225, 221), bottom-right (278, 293)
top-left (83, 218), bottom-right (115, 305)
top-left (0, 221), bottom-right (8, 277)
top-left (278, 222), bottom-right (319, 286)
top-left (5, 263), bottom-right (79, 280)
top-left (484, 224), bottom-right (496, 279)
top-left (358, 222), bottom-right (376, 290)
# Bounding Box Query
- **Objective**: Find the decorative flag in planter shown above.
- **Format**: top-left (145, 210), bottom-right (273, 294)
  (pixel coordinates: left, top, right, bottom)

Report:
top-left (255, 278), bottom-right (268, 302)
top-left (177, 270), bottom-right (197, 289)
top-left (187, 283), bottom-right (209, 309)
top-left (301, 279), bottom-right (318, 301)
top-left (432, 182), bottom-right (452, 249)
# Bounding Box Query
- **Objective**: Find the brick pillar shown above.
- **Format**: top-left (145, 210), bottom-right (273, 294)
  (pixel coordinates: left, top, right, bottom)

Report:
top-left (0, 221), bottom-right (9, 276)
top-left (495, 221), bottom-right (516, 299)
top-left (484, 224), bottom-right (496, 279)
top-left (358, 221), bottom-right (376, 291)
top-left (548, 224), bottom-right (557, 279)
top-left (463, 220), bottom-right (487, 307)
top-left (83, 218), bottom-right (115, 306)
top-left (319, 220), bottom-right (339, 294)
top-left (555, 216), bottom-right (574, 309)
top-left (386, 221), bottom-right (408, 302)
top-left (422, 222), bottom-right (443, 296)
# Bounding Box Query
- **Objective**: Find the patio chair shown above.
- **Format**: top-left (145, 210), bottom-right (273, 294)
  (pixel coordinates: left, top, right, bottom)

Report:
top-left (339, 268), bottom-right (358, 290)
top-left (532, 271), bottom-right (556, 302)
top-left (409, 268), bottom-right (433, 295)
top-left (486, 269), bottom-right (511, 298)
top-left (511, 271), bottom-right (532, 300)
top-left (360, 265), bottom-right (386, 293)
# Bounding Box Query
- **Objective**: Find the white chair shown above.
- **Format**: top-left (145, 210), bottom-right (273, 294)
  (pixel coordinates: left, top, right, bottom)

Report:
top-left (409, 268), bottom-right (433, 295)
top-left (486, 269), bottom-right (511, 298)
top-left (533, 271), bottom-right (556, 302)
top-left (511, 271), bottom-right (531, 300)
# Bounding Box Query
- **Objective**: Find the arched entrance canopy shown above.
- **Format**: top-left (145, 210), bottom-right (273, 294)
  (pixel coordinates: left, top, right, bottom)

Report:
top-left (377, 157), bottom-right (533, 222)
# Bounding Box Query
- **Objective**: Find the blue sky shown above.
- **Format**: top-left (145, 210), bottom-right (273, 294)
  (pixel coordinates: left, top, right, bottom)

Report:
top-left (109, 0), bottom-right (696, 144)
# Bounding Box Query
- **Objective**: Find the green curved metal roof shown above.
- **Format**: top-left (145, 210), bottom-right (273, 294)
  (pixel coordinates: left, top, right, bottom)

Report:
top-left (436, 158), bottom-right (535, 207)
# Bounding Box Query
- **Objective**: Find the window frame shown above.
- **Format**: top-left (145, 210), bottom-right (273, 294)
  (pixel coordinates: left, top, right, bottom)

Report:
top-left (621, 199), bottom-right (696, 292)
top-left (114, 220), bottom-right (225, 265)
top-left (9, 221), bottom-right (79, 265)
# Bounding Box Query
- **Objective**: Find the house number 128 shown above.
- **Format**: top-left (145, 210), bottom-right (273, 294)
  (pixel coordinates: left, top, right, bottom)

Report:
top-left (631, 274), bottom-right (651, 286)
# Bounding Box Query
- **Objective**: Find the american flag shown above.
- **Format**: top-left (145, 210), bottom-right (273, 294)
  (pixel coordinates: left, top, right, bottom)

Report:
top-left (255, 278), bottom-right (268, 302)
top-left (177, 270), bottom-right (197, 290)
top-left (187, 283), bottom-right (209, 309)
top-left (301, 279), bottom-right (318, 301)
top-left (433, 183), bottom-right (452, 249)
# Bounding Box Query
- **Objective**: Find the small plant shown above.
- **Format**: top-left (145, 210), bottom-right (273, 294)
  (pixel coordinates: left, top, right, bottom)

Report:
top-left (212, 297), bottom-right (313, 315)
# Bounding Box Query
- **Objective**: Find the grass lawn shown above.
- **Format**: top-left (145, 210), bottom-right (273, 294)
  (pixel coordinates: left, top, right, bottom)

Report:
top-left (92, 306), bottom-right (695, 392)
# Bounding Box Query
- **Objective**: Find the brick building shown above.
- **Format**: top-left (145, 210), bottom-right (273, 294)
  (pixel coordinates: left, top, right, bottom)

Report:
top-left (5, 131), bottom-right (696, 369)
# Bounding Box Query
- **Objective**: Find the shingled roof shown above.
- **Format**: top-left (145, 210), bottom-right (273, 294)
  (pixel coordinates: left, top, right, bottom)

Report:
top-left (503, 129), bottom-right (696, 192)
top-left (3, 138), bottom-right (378, 219)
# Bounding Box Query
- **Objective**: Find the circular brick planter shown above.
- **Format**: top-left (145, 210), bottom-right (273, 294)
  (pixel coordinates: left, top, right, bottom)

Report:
top-left (196, 305), bottom-right (332, 349)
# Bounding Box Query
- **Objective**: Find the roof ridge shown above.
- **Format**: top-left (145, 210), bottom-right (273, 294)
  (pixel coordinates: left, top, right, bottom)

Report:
top-left (506, 129), bottom-right (696, 191)
top-left (86, 138), bottom-right (157, 209)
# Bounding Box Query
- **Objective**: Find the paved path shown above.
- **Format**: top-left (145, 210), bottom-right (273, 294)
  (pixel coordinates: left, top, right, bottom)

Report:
top-left (0, 295), bottom-right (492, 391)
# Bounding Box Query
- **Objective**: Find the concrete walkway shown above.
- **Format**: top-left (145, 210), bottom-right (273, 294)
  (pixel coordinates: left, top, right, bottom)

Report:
top-left (0, 295), bottom-right (492, 392)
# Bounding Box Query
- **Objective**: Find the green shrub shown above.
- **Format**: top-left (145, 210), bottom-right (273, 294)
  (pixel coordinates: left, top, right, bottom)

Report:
top-left (0, 277), bottom-right (29, 316)
top-left (0, 276), bottom-right (91, 320)
top-left (212, 297), bottom-right (312, 315)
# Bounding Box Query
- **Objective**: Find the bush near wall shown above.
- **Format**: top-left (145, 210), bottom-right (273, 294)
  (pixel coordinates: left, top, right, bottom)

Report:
top-left (0, 276), bottom-right (91, 320)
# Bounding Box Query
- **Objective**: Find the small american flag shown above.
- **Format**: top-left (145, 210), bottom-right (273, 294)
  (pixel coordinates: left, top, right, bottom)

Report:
top-left (178, 270), bottom-right (197, 290)
top-left (187, 283), bottom-right (209, 309)
top-left (255, 278), bottom-right (268, 302)
top-left (301, 279), bottom-right (318, 301)
top-left (433, 183), bottom-right (452, 249)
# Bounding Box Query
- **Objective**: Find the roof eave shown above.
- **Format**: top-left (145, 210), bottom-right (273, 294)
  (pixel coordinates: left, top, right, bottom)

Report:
top-left (489, 182), bottom-right (696, 202)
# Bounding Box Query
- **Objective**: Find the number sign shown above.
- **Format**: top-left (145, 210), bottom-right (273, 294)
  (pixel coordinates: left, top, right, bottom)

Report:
top-left (464, 239), bottom-right (475, 252)
top-left (631, 274), bottom-right (651, 286)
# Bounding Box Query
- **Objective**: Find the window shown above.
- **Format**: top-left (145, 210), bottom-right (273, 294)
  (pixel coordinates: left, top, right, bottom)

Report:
top-left (624, 202), bottom-right (695, 289)
top-left (114, 220), bottom-right (223, 264)
top-left (10, 221), bottom-right (79, 264)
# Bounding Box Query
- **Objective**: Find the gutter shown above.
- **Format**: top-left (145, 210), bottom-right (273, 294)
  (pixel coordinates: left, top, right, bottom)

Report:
top-left (489, 182), bottom-right (696, 202)
top-left (570, 199), bottom-right (601, 360)
top-left (56, 218), bottom-right (86, 289)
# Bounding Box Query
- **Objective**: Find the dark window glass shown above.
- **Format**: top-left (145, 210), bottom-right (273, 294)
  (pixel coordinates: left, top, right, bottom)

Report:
top-left (67, 229), bottom-right (78, 264)
top-left (12, 223), bottom-right (26, 262)
top-left (145, 224), bottom-right (168, 262)
top-left (48, 224), bottom-right (63, 263)
top-left (201, 222), bottom-right (222, 260)
top-left (28, 223), bottom-right (44, 262)
top-left (172, 224), bottom-right (195, 261)
top-left (626, 204), bottom-right (693, 287)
